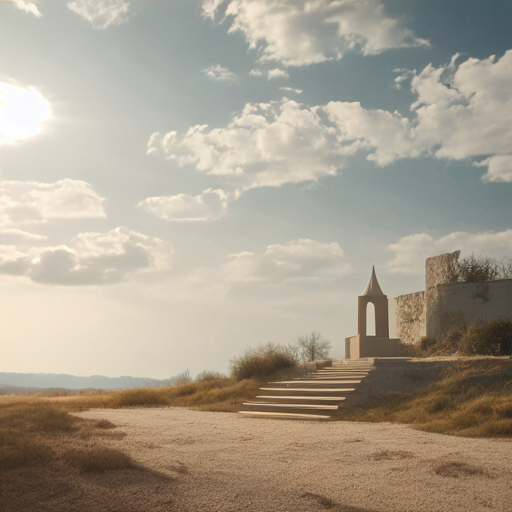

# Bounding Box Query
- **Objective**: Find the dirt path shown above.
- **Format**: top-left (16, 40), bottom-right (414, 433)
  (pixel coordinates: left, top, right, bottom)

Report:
top-left (73, 408), bottom-right (512, 512)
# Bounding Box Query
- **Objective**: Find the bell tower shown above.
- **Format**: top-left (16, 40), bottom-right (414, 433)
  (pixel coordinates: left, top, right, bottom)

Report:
top-left (345, 267), bottom-right (401, 359)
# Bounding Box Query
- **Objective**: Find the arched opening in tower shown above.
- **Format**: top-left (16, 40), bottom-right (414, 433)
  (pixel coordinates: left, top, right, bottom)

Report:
top-left (366, 302), bottom-right (376, 336)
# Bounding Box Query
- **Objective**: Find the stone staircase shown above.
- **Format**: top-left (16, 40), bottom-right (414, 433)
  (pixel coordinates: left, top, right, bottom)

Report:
top-left (238, 359), bottom-right (375, 421)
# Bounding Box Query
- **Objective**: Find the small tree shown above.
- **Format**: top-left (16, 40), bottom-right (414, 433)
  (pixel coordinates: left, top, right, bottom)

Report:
top-left (294, 331), bottom-right (331, 363)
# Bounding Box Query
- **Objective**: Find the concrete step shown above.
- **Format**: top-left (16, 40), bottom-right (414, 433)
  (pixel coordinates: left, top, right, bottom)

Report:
top-left (238, 411), bottom-right (331, 421)
top-left (303, 374), bottom-right (368, 379)
top-left (267, 380), bottom-right (361, 388)
top-left (259, 387), bottom-right (355, 396)
top-left (243, 402), bottom-right (338, 414)
top-left (256, 396), bottom-right (346, 405)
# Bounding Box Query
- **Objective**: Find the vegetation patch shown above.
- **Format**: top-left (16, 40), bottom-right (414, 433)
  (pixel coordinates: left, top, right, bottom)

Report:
top-left (371, 450), bottom-right (414, 461)
top-left (341, 359), bottom-right (512, 437)
top-left (433, 461), bottom-right (488, 478)
top-left (63, 445), bottom-right (136, 473)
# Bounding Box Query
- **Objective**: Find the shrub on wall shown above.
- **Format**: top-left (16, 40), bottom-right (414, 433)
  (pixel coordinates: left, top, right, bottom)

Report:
top-left (446, 253), bottom-right (512, 283)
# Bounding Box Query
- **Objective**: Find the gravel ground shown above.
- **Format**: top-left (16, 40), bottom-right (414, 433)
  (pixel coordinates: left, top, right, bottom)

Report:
top-left (72, 408), bottom-right (512, 512)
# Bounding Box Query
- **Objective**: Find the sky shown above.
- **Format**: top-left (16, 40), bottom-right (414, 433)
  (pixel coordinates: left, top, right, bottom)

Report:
top-left (0, 0), bottom-right (511, 379)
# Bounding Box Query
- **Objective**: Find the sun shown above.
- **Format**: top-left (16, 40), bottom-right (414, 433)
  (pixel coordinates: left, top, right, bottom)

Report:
top-left (0, 82), bottom-right (51, 143)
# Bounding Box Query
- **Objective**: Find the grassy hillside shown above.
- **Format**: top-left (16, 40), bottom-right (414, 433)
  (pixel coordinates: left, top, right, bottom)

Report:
top-left (341, 359), bottom-right (512, 437)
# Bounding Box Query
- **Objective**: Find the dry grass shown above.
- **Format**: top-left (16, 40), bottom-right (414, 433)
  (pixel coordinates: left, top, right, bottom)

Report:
top-left (433, 461), bottom-right (488, 478)
top-left (371, 450), bottom-right (414, 461)
top-left (63, 445), bottom-right (135, 473)
top-left (44, 377), bottom-right (262, 413)
top-left (342, 359), bottom-right (512, 437)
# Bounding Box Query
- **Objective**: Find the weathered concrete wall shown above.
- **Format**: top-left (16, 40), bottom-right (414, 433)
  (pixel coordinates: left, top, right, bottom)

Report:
top-left (425, 250), bottom-right (460, 290)
top-left (392, 292), bottom-right (426, 344)
top-left (426, 278), bottom-right (512, 339)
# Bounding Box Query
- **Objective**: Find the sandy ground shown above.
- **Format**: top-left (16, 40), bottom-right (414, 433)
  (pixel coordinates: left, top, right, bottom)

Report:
top-left (71, 408), bottom-right (512, 512)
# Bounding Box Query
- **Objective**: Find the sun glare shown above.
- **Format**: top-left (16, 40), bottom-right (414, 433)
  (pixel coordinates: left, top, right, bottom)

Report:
top-left (0, 82), bottom-right (51, 143)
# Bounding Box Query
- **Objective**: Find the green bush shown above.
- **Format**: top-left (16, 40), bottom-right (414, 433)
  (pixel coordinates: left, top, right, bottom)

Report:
top-left (229, 342), bottom-right (298, 381)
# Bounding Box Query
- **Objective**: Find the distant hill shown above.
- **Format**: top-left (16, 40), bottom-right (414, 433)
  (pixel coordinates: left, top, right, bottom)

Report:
top-left (0, 372), bottom-right (175, 391)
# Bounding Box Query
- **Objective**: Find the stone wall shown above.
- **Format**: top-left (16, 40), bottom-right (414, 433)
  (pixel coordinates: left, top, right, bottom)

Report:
top-left (392, 292), bottom-right (426, 344)
top-left (425, 250), bottom-right (460, 290)
top-left (426, 278), bottom-right (512, 339)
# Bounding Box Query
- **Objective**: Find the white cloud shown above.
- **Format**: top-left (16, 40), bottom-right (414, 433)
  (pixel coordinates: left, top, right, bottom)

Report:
top-left (147, 99), bottom-right (353, 189)
top-left (139, 188), bottom-right (232, 222)
top-left (0, 227), bottom-right (172, 285)
top-left (10, 0), bottom-right (42, 17)
top-left (203, 0), bottom-right (429, 67)
top-left (386, 230), bottom-right (512, 275)
top-left (279, 86), bottom-right (302, 94)
top-left (267, 68), bottom-right (289, 80)
top-left (0, 82), bottom-right (51, 144)
top-left (67, 0), bottom-right (130, 29)
top-left (250, 68), bottom-right (289, 79)
top-left (202, 0), bottom-right (224, 20)
top-left (479, 155), bottom-right (512, 183)
top-left (203, 64), bottom-right (241, 84)
top-left (0, 228), bottom-right (47, 241)
top-left (149, 50), bottom-right (512, 189)
top-left (0, 179), bottom-right (106, 225)
top-left (223, 239), bottom-right (352, 282)
top-left (325, 50), bottom-right (512, 179)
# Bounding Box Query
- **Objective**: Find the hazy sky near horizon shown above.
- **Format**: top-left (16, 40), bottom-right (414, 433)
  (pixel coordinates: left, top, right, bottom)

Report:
top-left (1, 0), bottom-right (511, 379)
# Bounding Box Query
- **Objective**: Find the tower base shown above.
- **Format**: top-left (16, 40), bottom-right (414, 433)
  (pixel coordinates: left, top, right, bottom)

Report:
top-left (345, 335), bottom-right (401, 359)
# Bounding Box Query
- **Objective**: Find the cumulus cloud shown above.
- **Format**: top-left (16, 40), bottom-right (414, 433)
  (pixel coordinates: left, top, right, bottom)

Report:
top-left (386, 230), bottom-right (512, 275)
top-left (202, 0), bottom-right (429, 67)
top-left (326, 50), bottom-right (512, 179)
top-left (267, 68), bottom-right (289, 80)
top-left (0, 82), bottom-right (50, 144)
top-left (149, 50), bottom-right (512, 188)
top-left (147, 99), bottom-right (353, 189)
top-left (0, 179), bottom-right (106, 225)
top-left (0, 227), bottom-right (172, 285)
top-left (67, 0), bottom-right (130, 28)
top-left (203, 64), bottom-right (241, 84)
top-left (139, 188), bottom-right (233, 222)
top-left (223, 239), bottom-right (352, 282)
top-left (9, 0), bottom-right (42, 17)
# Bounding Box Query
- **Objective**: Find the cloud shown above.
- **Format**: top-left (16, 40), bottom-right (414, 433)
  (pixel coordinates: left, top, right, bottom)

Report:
top-left (203, 64), bottom-right (241, 84)
top-left (67, 0), bottom-right (130, 28)
top-left (147, 99), bottom-right (353, 189)
top-left (202, 0), bottom-right (429, 67)
top-left (267, 68), bottom-right (289, 80)
top-left (223, 239), bottom-right (352, 282)
top-left (9, 0), bottom-right (42, 17)
top-left (149, 50), bottom-right (512, 188)
top-left (279, 86), bottom-right (302, 94)
top-left (0, 228), bottom-right (47, 242)
top-left (0, 179), bottom-right (106, 225)
top-left (386, 230), bottom-right (512, 275)
top-left (0, 227), bottom-right (172, 285)
top-left (325, 50), bottom-right (512, 179)
top-left (0, 82), bottom-right (51, 144)
top-left (139, 188), bottom-right (233, 222)
top-left (250, 68), bottom-right (289, 79)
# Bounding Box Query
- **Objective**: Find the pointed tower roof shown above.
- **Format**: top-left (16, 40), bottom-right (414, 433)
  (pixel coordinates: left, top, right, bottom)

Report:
top-left (361, 266), bottom-right (385, 296)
